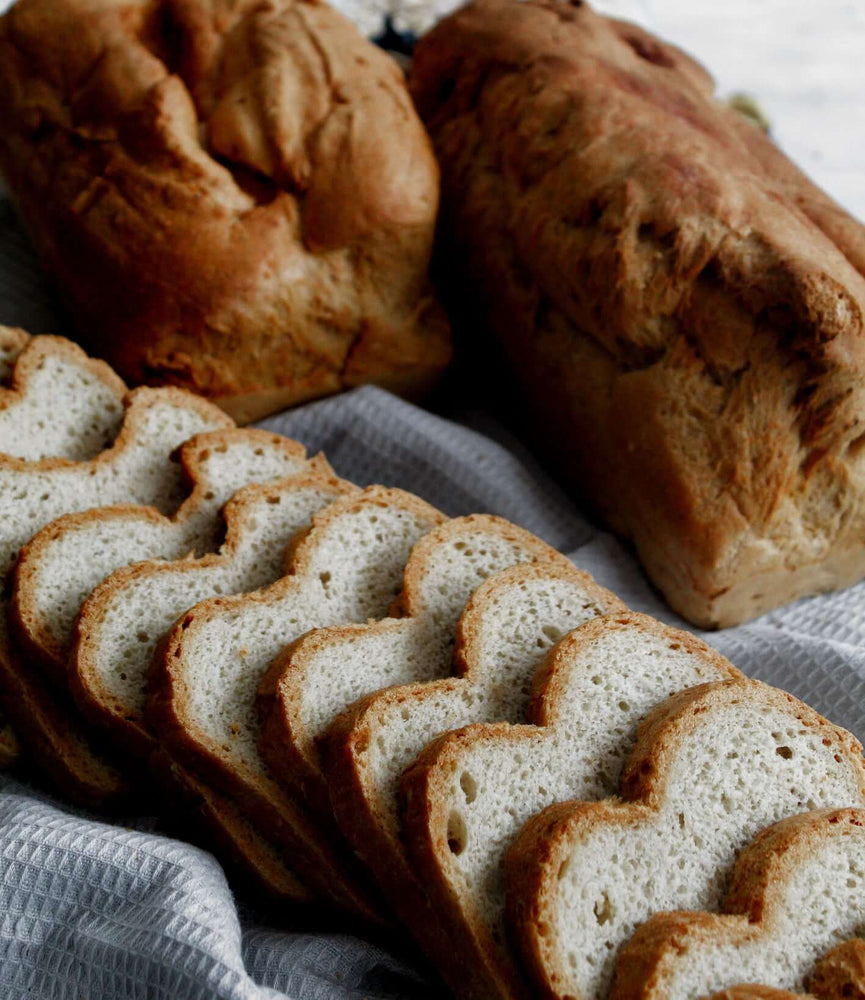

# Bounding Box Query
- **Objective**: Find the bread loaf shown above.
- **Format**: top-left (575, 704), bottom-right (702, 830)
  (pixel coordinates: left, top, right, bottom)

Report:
top-left (0, 0), bottom-right (451, 422)
top-left (411, 0), bottom-right (865, 627)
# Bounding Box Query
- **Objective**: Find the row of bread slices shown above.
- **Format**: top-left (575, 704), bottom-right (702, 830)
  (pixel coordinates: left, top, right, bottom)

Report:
top-left (0, 326), bottom-right (863, 1000)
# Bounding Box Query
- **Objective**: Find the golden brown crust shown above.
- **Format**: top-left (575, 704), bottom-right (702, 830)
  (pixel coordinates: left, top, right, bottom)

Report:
top-left (612, 810), bottom-right (865, 1000)
top-left (398, 613), bottom-right (736, 1000)
top-left (411, 0), bottom-right (865, 628)
top-left (809, 940), bottom-right (865, 1000)
top-left (0, 0), bottom-right (451, 419)
top-left (258, 517), bottom-right (570, 819)
top-left (0, 330), bottom-right (127, 437)
top-left (148, 485), bottom-right (445, 920)
top-left (0, 378), bottom-right (229, 806)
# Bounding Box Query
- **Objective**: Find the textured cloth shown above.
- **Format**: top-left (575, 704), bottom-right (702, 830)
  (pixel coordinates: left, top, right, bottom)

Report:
top-left (3, 78), bottom-right (865, 1000)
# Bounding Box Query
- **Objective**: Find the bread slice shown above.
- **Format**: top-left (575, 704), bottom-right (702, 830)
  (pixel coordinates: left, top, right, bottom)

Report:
top-left (13, 428), bottom-right (327, 685)
top-left (684, 942), bottom-right (865, 1000)
top-left (0, 327), bottom-right (126, 461)
top-left (0, 378), bottom-right (230, 804)
top-left (612, 809), bottom-right (865, 999)
top-left (0, 328), bottom-right (128, 769)
top-left (258, 514), bottom-right (572, 822)
top-left (399, 613), bottom-right (741, 1000)
top-left (68, 475), bottom-right (352, 904)
top-left (320, 562), bottom-right (624, 970)
top-left (71, 475), bottom-right (355, 760)
top-left (149, 747), bottom-right (312, 905)
top-left (506, 682), bottom-right (865, 1000)
top-left (147, 486), bottom-right (447, 919)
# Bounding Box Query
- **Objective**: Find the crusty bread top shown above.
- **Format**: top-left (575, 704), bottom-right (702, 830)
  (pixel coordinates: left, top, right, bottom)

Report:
top-left (506, 681), bottom-right (865, 1000)
top-left (0, 329), bottom-right (126, 461)
top-left (0, 0), bottom-right (450, 418)
top-left (612, 810), bottom-right (865, 1000)
top-left (12, 428), bottom-right (322, 682)
top-left (398, 612), bottom-right (740, 1000)
top-left (258, 513), bottom-right (571, 815)
top-left (71, 474), bottom-right (354, 760)
top-left (410, 0), bottom-right (865, 627)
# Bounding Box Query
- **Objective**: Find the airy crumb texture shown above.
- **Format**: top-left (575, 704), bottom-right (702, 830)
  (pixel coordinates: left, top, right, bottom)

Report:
top-left (0, 0), bottom-right (451, 422)
top-left (320, 560), bottom-right (623, 987)
top-left (506, 682), bottom-right (865, 1000)
top-left (399, 613), bottom-right (740, 1000)
top-left (12, 428), bottom-right (315, 682)
top-left (72, 476), bottom-right (352, 759)
top-left (148, 486), bottom-right (445, 918)
top-left (259, 514), bottom-right (569, 818)
top-left (613, 810), bottom-right (865, 1000)
top-left (0, 327), bottom-right (126, 460)
top-left (411, 0), bottom-right (865, 628)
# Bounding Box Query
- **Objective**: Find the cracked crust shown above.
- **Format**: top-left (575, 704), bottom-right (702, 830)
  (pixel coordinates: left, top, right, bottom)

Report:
top-left (613, 811), bottom-right (865, 1000)
top-left (411, 0), bottom-right (865, 627)
top-left (0, 0), bottom-right (451, 422)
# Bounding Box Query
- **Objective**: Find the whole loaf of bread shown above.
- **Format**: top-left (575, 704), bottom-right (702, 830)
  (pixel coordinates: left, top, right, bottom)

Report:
top-left (411, 0), bottom-right (865, 628)
top-left (0, 0), bottom-right (451, 423)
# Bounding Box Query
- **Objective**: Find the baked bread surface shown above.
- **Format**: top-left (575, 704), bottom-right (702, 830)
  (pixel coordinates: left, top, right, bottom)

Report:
top-left (0, 0), bottom-right (451, 422)
top-left (411, 0), bottom-right (865, 627)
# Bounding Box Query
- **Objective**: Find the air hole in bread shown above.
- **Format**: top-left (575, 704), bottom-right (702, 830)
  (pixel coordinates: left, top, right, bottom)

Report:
top-left (447, 810), bottom-right (467, 855)
top-left (460, 771), bottom-right (477, 804)
top-left (593, 892), bottom-right (614, 926)
top-left (776, 745), bottom-right (793, 759)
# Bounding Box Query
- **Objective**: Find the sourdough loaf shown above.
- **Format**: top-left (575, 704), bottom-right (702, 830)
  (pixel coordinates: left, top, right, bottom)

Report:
top-left (613, 809), bottom-right (865, 1000)
top-left (320, 562), bottom-right (622, 973)
top-left (0, 363), bottom-right (228, 803)
top-left (148, 487), bottom-right (446, 920)
top-left (411, 0), bottom-right (865, 627)
top-left (0, 0), bottom-right (451, 422)
top-left (505, 682), bottom-right (865, 1000)
top-left (399, 613), bottom-right (739, 1000)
